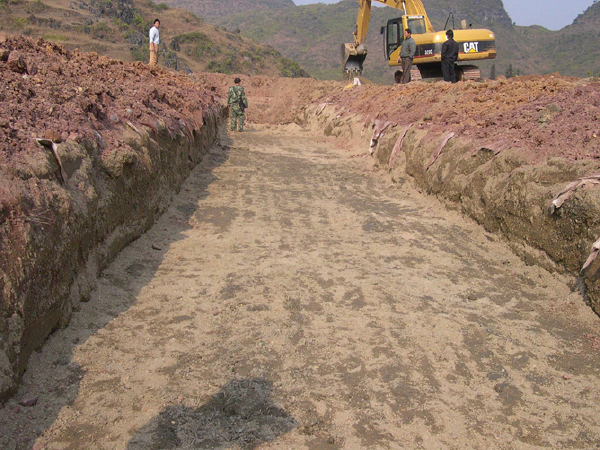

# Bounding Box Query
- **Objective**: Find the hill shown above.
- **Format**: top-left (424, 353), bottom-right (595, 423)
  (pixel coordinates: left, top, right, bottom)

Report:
top-left (0, 0), bottom-right (309, 77)
top-left (545, 1), bottom-right (600, 77)
top-left (167, 0), bottom-right (295, 20)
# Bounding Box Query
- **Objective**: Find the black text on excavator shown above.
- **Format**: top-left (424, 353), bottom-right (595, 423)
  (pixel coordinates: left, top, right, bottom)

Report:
top-left (341, 0), bottom-right (496, 81)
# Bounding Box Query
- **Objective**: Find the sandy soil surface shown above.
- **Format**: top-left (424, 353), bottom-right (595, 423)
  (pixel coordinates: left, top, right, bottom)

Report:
top-left (2, 125), bottom-right (600, 449)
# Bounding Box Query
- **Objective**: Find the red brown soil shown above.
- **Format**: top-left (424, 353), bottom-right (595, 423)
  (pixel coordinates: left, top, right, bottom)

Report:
top-left (192, 72), bottom-right (600, 165)
top-left (0, 35), bottom-right (218, 169)
top-left (3, 35), bottom-right (597, 172)
top-left (0, 35), bottom-right (223, 403)
top-left (319, 76), bottom-right (600, 164)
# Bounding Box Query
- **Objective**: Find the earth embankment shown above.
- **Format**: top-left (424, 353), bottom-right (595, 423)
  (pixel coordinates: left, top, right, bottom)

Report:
top-left (0, 36), bottom-right (224, 401)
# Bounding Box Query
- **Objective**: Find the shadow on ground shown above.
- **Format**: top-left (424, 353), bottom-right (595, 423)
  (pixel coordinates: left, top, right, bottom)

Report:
top-left (127, 379), bottom-right (298, 450)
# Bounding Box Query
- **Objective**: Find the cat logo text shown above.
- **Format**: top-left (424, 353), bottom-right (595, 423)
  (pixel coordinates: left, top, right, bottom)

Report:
top-left (463, 42), bottom-right (480, 53)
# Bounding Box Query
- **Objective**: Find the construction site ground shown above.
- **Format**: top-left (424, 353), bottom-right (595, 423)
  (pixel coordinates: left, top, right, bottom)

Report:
top-left (2, 37), bottom-right (600, 450)
top-left (2, 125), bottom-right (600, 449)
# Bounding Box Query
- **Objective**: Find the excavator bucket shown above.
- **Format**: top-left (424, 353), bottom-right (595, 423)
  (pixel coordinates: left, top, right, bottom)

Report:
top-left (341, 43), bottom-right (367, 78)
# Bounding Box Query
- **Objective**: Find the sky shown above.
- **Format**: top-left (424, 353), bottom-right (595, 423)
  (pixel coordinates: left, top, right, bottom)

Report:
top-left (292, 0), bottom-right (595, 30)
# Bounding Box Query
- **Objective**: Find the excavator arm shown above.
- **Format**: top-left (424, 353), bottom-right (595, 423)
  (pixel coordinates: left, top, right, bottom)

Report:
top-left (343, 0), bottom-right (435, 76)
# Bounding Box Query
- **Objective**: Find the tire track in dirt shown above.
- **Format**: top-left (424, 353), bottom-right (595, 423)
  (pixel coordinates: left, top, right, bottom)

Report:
top-left (2, 125), bottom-right (600, 450)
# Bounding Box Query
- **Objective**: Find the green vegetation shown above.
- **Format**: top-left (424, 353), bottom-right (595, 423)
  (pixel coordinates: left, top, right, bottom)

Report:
top-left (131, 45), bottom-right (149, 62)
top-left (25, 0), bottom-right (48, 13)
top-left (88, 21), bottom-right (113, 41)
top-left (43, 33), bottom-right (67, 41)
top-left (132, 12), bottom-right (145, 29)
top-left (505, 63), bottom-right (518, 78)
top-left (207, 60), bottom-right (232, 74)
top-left (182, 11), bottom-right (202, 25)
top-left (145, 0), bottom-right (169, 12)
top-left (12, 17), bottom-right (29, 28)
top-left (176, 32), bottom-right (209, 44)
top-left (171, 32), bottom-right (221, 62)
top-left (279, 57), bottom-right (309, 78)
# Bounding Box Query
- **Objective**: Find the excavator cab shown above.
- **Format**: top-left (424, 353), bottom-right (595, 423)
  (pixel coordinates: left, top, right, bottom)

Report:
top-left (381, 19), bottom-right (401, 60)
top-left (382, 16), bottom-right (427, 60)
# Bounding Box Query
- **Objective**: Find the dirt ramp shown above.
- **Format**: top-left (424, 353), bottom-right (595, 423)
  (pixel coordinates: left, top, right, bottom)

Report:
top-left (0, 36), bottom-right (224, 402)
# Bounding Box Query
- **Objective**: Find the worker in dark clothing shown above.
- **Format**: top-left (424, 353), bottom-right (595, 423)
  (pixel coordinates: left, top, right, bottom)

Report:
top-left (441, 29), bottom-right (460, 83)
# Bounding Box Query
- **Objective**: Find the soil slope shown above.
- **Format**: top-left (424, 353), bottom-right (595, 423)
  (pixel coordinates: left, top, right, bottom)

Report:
top-left (0, 0), bottom-right (308, 77)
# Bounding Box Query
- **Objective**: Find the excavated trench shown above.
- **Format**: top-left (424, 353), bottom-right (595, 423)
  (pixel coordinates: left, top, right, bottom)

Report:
top-left (2, 38), bottom-right (600, 449)
top-left (2, 122), bottom-right (600, 449)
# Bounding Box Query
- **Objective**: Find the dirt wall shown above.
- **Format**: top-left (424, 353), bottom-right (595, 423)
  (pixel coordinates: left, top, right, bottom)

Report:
top-left (0, 37), bottom-right (225, 402)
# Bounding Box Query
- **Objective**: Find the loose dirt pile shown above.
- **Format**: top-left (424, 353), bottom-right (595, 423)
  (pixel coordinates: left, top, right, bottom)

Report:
top-left (197, 72), bottom-right (600, 163)
top-left (0, 36), bottom-right (223, 401)
top-left (0, 36), bottom-right (219, 166)
top-left (327, 75), bottom-right (600, 164)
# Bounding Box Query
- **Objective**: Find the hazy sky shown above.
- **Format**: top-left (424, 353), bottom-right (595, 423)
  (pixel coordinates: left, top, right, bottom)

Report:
top-left (292, 0), bottom-right (595, 30)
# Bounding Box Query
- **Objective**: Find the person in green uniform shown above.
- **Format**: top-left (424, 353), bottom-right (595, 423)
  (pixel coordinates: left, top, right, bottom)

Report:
top-left (227, 77), bottom-right (248, 132)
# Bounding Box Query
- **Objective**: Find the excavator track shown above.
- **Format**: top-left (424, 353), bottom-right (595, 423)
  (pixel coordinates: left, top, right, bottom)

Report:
top-left (456, 65), bottom-right (481, 81)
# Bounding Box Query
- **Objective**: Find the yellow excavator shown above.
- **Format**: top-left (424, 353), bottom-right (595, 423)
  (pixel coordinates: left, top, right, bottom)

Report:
top-left (342, 0), bottom-right (496, 81)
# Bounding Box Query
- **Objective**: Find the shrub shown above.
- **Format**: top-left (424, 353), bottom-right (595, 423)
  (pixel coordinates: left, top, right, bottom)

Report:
top-left (176, 32), bottom-right (209, 44)
top-left (89, 21), bottom-right (113, 41)
top-left (279, 57), bottom-right (309, 78)
top-left (12, 17), bottom-right (29, 28)
top-left (145, 0), bottom-right (168, 11)
top-left (43, 34), bottom-right (68, 41)
top-left (25, 0), bottom-right (48, 13)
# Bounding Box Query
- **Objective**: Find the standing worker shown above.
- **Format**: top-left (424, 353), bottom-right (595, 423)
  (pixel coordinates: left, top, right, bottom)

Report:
top-left (227, 77), bottom-right (248, 132)
top-left (149, 19), bottom-right (160, 67)
top-left (441, 29), bottom-right (460, 83)
top-left (397, 28), bottom-right (416, 84)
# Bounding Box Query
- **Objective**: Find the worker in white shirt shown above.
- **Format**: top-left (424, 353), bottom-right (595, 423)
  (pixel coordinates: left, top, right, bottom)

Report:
top-left (149, 19), bottom-right (160, 66)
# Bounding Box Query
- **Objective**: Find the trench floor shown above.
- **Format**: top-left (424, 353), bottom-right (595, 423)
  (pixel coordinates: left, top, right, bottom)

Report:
top-left (2, 126), bottom-right (600, 450)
